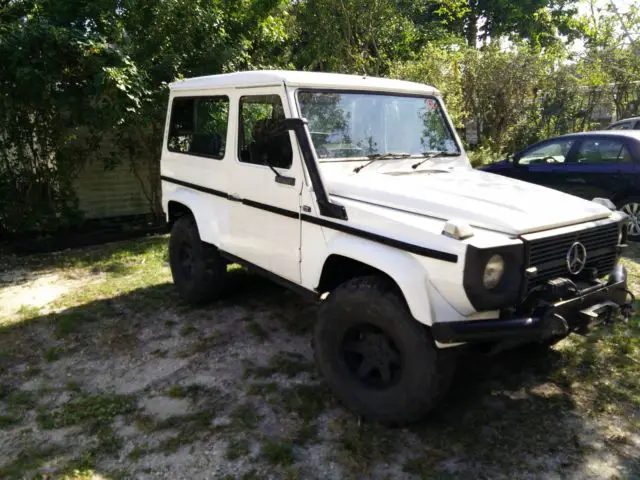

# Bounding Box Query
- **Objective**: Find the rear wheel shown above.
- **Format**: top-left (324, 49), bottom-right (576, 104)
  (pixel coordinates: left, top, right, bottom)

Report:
top-left (169, 215), bottom-right (226, 304)
top-left (312, 276), bottom-right (456, 424)
top-left (618, 197), bottom-right (640, 241)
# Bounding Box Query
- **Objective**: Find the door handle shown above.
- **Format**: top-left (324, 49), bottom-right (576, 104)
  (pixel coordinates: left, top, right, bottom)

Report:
top-left (275, 175), bottom-right (296, 186)
top-left (228, 193), bottom-right (242, 202)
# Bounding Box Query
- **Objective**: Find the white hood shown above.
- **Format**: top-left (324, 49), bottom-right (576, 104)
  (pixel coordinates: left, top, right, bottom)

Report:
top-left (320, 162), bottom-right (612, 235)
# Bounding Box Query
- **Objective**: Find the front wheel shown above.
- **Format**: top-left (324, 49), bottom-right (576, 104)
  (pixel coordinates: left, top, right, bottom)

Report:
top-left (618, 197), bottom-right (640, 241)
top-left (312, 276), bottom-right (456, 424)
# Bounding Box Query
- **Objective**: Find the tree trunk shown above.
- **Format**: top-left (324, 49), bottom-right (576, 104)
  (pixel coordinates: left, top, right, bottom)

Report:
top-left (465, 1), bottom-right (477, 48)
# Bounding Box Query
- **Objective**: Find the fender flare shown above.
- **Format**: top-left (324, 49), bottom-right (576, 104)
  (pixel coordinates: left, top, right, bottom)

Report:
top-left (318, 234), bottom-right (435, 325)
top-left (164, 188), bottom-right (222, 246)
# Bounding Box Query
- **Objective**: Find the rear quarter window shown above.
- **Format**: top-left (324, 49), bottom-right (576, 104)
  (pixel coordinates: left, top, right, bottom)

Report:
top-left (168, 96), bottom-right (229, 159)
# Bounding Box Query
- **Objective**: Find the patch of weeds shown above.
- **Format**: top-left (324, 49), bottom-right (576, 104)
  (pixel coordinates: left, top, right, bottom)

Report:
top-left (402, 456), bottom-right (447, 478)
top-left (133, 414), bottom-right (156, 432)
top-left (246, 381), bottom-right (280, 397)
top-left (246, 320), bottom-right (269, 340)
top-left (66, 380), bottom-right (82, 392)
top-left (179, 323), bottom-right (198, 336)
top-left (165, 384), bottom-right (189, 398)
top-left (157, 410), bottom-right (217, 453)
top-left (279, 306), bottom-right (316, 335)
top-left (128, 443), bottom-right (150, 460)
top-left (165, 383), bottom-right (220, 402)
top-left (245, 352), bottom-right (314, 379)
top-left (37, 393), bottom-right (138, 430)
top-left (165, 319), bottom-right (177, 328)
top-left (261, 438), bottom-right (294, 467)
top-left (293, 421), bottom-right (318, 446)
top-left (230, 402), bottom-right (262, 431)
top-left (0, 414), bottom-right (21, 429)
top-left (336, 419), bottom-right (398, 470)
top-left (59, 451), bottom-right (96, 476)
top-left (43, 346), bottom-right (64, 362)
top-left (226, 437), bottom-right (251, 460)
top-left (5, 389), bottom-right (36, 412)
top-left (23, 365), bottom-right (41, 378)
top-left (241, 470), bottom-right (260, 480)
top-left (0, 446), bottom-right (60, 479)
top-left (96, 426), bottom-right (124, 455)
top-left (54, 311), bottom-right (90, 337)
top-left (16, 304), bottom-right (42, 321)
top-left (59, 469), bottom-right (98, 480)
top-left (181, 330), bottom-right (227, 356)
top-left (282, 467), bottom-right (302, 480)
top-left (275, 384), bottom-right (329, 421)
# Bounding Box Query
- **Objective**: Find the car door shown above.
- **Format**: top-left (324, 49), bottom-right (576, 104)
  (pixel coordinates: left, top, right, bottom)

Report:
top-left (510, 137), bottom-right (578, 192)
top-left (561, 136), bottom-right (636, 202)
top-left (226, 87), bottom-right (303, 283)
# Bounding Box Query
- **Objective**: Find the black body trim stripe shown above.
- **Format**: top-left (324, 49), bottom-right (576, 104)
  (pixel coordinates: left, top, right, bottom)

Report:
top-left (161, 175), bottom-right (227, 199)
top-left (161, 175), bottom-right (458, 263)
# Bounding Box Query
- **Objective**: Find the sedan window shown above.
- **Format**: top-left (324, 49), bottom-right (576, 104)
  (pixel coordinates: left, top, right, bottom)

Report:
top-left (610, 121), bottom-right (634, 130)
top-left (518, 140), bottom-right (574, 165)
top-left (574, 139), bottom-right (632, 164)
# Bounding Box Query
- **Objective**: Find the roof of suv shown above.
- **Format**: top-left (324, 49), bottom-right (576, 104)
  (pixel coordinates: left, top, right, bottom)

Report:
top-left (170, 70), bottom-right (439, 95)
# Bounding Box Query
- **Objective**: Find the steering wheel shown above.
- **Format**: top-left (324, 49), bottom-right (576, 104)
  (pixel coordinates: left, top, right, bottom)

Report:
top-left (540, 156), bottom-right (559, 164)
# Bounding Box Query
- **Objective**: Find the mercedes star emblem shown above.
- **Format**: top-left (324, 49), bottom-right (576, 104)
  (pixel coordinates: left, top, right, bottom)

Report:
top-left (566, 241), bottom-right (587, 275)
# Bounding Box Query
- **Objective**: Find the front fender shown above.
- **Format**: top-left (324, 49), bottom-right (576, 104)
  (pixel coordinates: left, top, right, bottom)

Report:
top-left (316, 233), bottom-right (460, 326)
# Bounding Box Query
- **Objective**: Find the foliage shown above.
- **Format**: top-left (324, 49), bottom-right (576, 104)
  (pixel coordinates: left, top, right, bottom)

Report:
top-left (1, 0), bottom-right (640, 233)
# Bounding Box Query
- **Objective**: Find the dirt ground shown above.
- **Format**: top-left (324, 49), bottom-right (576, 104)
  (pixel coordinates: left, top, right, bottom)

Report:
top-left (0, 236), bottom-right (638, 479)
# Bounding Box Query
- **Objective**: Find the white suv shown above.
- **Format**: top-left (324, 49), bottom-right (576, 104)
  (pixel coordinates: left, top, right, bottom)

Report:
top-left (160, 70), bottom-right (632, 423)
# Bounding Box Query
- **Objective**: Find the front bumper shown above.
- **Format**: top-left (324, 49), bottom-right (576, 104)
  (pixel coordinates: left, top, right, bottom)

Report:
top-left (432, 265), bottom-right (633, 345)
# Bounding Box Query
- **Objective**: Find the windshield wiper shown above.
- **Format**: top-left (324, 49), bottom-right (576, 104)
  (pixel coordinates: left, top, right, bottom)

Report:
top-left (411, 151), bottom-right (460, 170)
top-left (353, 152), bottom-right (411, 173)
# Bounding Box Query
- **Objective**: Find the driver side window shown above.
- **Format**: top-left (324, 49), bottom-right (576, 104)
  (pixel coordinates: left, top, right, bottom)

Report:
top-left (238, 95), bottom-right (293, 169)
top-left (518, 140), bottom-right (574, 165)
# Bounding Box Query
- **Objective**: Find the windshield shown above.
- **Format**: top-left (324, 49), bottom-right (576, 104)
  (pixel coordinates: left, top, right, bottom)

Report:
top-left (297, 90), bottom-right (460, 161)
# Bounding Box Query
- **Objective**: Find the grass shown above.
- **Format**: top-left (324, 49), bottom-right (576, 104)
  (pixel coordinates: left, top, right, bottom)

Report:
top-left (273, 384), bottom-right (330, 422)
top-left (0, 414), bottom-right (21, 429)
top-left (43, 346), bottom-right (64, 362)
top-left (230, 402), bottom-right (262, 431)
top-left (36, 392), bottom-right (138, 431)
top-left (0, 446), bottom-right (61, 480)
top-left (156, 410), bottom-right (217, 453)
top-left (226, 437), bottom-right (251, 460)
top-left (244, 352), bottom-right (315, 379)
top-left (1, 235), bottom-right (639, 478)
top-left (261, 438), bottom-right (295, 466)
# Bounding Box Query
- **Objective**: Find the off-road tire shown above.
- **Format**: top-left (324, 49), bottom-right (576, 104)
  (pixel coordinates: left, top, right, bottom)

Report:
top-left (169, 215), bottom-right (226, 304)
top-left (313, 275), bottom-right (456, 424)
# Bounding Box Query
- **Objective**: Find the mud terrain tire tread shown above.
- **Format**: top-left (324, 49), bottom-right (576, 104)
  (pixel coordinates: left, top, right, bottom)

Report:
top-left (169, 215), bottom-right (226, 304)
top-left (313, 275), bottom-right (456, 424)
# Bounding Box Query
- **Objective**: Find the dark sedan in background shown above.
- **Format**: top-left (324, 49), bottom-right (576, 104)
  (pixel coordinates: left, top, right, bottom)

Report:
top-left (481, 131), bottom-right (640, 239)
top-left (607, 116), bottom-right (640, 131)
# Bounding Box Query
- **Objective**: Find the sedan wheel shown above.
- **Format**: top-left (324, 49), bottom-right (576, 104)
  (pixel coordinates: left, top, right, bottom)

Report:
top-left (621, 202), bottom-right (640, 240)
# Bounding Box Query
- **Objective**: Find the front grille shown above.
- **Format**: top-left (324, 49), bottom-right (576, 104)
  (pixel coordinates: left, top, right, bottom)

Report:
top-left (524, 223), bottom-right (619, 290)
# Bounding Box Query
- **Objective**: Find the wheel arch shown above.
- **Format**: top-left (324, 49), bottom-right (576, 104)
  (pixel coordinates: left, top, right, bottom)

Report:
top-left (314, 241), bottom-right (434, 326)
top-left (163, 187), bottom-right (222, 246)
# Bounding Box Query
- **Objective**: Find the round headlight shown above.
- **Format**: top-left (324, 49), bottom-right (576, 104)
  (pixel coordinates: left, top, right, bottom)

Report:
top-left (483, 254), bottom-right (505, 290)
